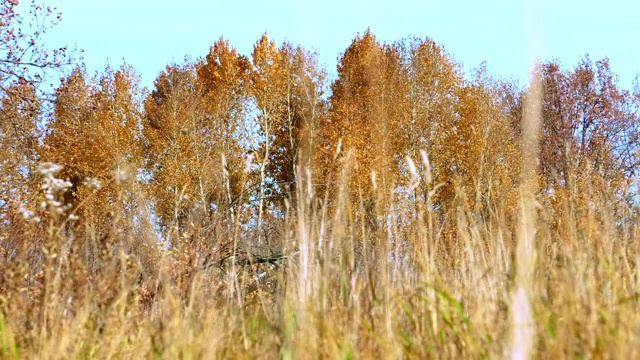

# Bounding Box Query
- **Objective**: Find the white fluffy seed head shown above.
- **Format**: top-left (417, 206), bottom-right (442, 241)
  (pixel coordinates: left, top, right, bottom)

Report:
top-left (36, 162), bottom-right (63, 177)
top-left (84, 177), bottom-right (102, 189)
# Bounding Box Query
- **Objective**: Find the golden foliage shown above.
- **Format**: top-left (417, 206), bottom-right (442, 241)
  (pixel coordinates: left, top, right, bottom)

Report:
top-left (42, 65), bottom-right (144, 224)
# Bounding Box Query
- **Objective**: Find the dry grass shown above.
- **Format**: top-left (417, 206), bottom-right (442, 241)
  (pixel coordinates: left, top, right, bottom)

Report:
top-left (1, 145), bottom-right (640, 359)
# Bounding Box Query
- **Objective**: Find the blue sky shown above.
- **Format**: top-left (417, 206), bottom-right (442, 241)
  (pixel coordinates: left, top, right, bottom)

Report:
top-left (44, 0), bottom-right (639, 90)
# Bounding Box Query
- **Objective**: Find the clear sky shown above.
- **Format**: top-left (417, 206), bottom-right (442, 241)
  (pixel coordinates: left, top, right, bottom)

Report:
top-left (44, 0), bottom-right (639, 90)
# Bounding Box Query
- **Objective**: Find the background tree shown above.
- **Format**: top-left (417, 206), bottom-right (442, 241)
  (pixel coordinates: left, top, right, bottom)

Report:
top-left (246, 33), bottom-right (286, 235)
top-left (0, 0), bottom-right (73, 95)
top-left (0, 0), bottom-right (74, 248)
top-left (42, 65), bottom-right (145, 243)
top-left (394, 37), bottom-right (464, 209)
top-left (197, 39), bottom-right (252, 225)
top-left (0, 81), bottom-right (40, 258)
top-left (247, 35), bottom-right (327, 220)
top-left (265, 42), bottom-right (326, 205)
top-left (144, 41), bottom-right (251, 248)
top-left (0, 81), bottom-right (40, 206)
top-left (539, 57), bottom-right (640, 191)
top-left (144, 63), bottom-right (209, 233)
top-left (318, 30), bottom-right (398, 219)
top-left (441, 69), bottom-right (520, 212)
top-left (532, 57), bottom-right (640, 239)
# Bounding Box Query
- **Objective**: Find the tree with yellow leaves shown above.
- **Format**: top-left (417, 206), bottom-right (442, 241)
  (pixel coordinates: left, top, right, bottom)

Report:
top-left (42, 65), bottom-right (145, 236)
top-left (246, 34), bottom-right (327, 239)
top-left (144, 40), bottom-right (251, 246)
top-left (318, 30), bottom-right (396, 216)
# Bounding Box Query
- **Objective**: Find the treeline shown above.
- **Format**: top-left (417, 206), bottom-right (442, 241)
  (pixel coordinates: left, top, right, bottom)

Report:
top-left (1, 26), bottom-right (639, 261)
